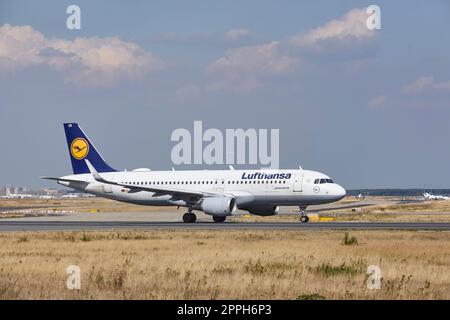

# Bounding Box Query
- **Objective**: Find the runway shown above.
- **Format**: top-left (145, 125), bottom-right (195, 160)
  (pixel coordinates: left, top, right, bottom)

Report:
top-left (1, 220), bottom-right (450, 231)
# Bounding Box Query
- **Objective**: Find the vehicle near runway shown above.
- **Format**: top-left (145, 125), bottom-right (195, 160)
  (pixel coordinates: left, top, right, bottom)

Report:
top-left (42, 123), bottom-right (346, 223)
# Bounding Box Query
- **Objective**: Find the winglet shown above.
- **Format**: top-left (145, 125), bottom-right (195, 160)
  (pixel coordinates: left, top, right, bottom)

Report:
top-left (85, 159), bottom-right (106, 182)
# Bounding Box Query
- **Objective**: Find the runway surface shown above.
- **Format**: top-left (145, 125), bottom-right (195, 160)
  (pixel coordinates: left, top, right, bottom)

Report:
top-left (1, 220), bottom-right (450, 231)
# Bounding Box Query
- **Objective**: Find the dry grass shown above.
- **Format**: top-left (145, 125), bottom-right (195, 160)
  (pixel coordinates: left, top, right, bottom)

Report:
top-left (0, 230), bottom-right (449, 299)
top-left (368, 201), bottom-right (450, 213)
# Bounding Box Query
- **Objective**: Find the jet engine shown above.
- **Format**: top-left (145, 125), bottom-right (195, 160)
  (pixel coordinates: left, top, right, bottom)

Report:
top-left (197, 196), bottom-right (237, 216)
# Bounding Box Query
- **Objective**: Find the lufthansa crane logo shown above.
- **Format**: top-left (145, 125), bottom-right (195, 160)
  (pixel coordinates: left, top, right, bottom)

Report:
top-left (71, 138), bottom-right (89, 160)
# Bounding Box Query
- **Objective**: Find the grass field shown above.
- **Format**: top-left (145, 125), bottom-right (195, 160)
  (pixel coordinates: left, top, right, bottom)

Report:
top-left (1, 229), bottom-right (449, 299)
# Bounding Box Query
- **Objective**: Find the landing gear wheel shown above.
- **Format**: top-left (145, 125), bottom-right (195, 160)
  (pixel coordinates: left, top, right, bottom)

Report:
top-left (299, 206), bottom-right (309, 223)
top-left (183, 212), bottom-right (197, 223)
top-left (213, 216), bottom-right (226, 223)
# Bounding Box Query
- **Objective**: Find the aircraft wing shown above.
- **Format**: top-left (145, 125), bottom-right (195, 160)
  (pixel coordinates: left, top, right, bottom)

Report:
top-left (84, 160), bottom-right (216, 199)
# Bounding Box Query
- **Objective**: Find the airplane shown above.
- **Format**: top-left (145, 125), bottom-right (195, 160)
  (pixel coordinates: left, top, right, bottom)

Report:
top-left (422, 192), bottom-right (449, 201)
top-left (5, 189), bottom-right (34, 199)
top-left (39, 195), bottom-right (55, 199)
top-left (61, 193), bottom-right (81, 198)
top-left (42, 123), bottom-right (346, 223)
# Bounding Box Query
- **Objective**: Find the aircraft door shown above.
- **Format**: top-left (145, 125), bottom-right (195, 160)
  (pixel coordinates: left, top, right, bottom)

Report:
top-left (293, 174), bottom-right (303, 192)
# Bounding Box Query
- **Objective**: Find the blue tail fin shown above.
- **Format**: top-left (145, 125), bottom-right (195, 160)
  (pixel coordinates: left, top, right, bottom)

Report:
top-left (64, 123), bottom-right (117, 174)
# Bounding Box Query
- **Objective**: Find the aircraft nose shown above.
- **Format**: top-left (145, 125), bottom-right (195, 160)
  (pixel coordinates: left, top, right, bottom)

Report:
top-left (335, 185), bottom-right (346, 200)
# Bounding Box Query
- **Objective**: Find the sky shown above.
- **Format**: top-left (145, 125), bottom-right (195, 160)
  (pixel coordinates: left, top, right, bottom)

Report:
top-left (0, 0), bottom-right (450, 189)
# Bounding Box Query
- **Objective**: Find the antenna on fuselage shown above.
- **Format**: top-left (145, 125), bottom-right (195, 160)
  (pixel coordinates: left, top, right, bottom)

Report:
top-left (229, 165), bottom-right (235, 170)
top-left (172, 167), bottom-right (175, 171)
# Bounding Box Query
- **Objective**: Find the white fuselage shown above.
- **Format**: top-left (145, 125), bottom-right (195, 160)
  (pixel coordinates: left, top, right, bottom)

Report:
top-left (58, 169), bottom-right (346, 209)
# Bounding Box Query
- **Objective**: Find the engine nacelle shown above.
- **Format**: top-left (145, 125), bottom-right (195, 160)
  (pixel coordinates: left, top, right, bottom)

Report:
top-left (244, 205), bottom-right (280, 216)
top-left (198, 196), bottom-right (237, 216)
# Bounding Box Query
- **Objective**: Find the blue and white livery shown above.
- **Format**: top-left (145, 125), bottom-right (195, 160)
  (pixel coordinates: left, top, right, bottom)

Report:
top-left (42, 123), bottom-right (346, 223)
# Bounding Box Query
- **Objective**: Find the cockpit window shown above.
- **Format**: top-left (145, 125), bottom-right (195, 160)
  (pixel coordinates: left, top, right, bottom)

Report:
top-left (315, 178), bottom-right (335, 184)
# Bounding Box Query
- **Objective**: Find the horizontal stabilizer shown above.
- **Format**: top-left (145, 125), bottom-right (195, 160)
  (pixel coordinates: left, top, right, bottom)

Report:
top-left (40, 176), bottom-right (86, 183)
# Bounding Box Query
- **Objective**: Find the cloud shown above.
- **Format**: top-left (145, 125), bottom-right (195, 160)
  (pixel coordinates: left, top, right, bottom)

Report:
top-left (205, 8), bottom-right (379, 93)
top-left (288, 8), bottom-right (378, 63)
top-left (206, 41), bottom-right (299, 92)
top-left (0, 24), bottom-right (162, 86)
top-left (291, 8), bottom-right (375, 47)
top-left (0, 24), bottom-right (47, 70)
top-left (402, 76), bottom-right (450, 94)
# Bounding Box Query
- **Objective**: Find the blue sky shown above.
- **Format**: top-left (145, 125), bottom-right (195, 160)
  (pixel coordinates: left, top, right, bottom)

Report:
top-left (0, 0), bottom-right (449, 189)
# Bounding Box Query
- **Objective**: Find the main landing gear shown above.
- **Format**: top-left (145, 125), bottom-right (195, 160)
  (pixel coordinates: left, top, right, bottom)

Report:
top-left (183, 211), bottom-right (197, 223)
top-left (213, 216), bottom-right (226, 223)
top-left (299, 206), bottom-right (309, 223)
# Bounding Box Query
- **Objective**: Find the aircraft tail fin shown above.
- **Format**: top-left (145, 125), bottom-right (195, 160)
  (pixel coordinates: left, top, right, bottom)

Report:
top-left (63, 123), bottom-right (117, 175)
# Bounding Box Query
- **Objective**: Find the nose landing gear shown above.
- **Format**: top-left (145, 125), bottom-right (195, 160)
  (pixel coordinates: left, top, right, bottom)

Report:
top-left (300, 215), bottom-right (309, 223)
top-left (299, 206), bottom-right (309, 223)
